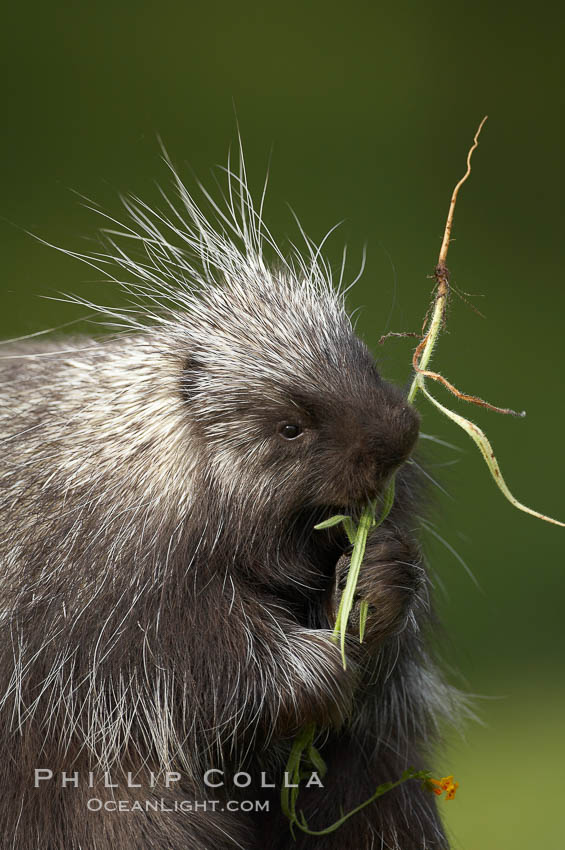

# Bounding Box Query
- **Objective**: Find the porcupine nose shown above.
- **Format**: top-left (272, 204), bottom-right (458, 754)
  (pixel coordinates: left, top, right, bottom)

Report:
top-left (365, 400), bottom-right (420, 486)
top-left (386, 402), bottom-right (420, 469)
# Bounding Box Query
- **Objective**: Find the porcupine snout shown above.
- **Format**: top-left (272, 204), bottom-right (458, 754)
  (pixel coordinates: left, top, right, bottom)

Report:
top-left (370, 399), bottom-right (420, 479)
top-left (342, 379), bottom-right (420, 504)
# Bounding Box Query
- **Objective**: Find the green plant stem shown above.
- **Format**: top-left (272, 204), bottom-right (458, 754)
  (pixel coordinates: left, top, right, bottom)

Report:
top-left (331, 505), bottom-right (373, 667)
top-left (287, 768), bottom-right (431, 837)
top-left (407, 292), bottom-right (444, 405)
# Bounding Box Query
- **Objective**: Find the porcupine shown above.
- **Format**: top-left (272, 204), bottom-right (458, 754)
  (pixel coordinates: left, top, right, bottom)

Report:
top-left (0, 149), bottom-right (457, 849)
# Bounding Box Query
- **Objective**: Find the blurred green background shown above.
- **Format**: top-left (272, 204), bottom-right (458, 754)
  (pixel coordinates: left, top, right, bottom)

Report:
top-left (1, 1), bottom-right (563, 846)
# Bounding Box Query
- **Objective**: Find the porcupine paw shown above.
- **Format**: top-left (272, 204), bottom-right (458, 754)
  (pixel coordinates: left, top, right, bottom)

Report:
top-left (274, 628), bottom-right (362, 733)
top-left (335, 530), bottom-right (425, 650)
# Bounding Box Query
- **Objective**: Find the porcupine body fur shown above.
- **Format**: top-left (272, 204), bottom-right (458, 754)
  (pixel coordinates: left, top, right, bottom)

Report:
top-left (0, 150), bottom-right (456, 849)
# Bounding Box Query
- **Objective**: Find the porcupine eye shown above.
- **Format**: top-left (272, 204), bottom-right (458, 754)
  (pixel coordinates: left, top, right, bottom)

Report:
top-left (279, 423), bottom-right (303, 440)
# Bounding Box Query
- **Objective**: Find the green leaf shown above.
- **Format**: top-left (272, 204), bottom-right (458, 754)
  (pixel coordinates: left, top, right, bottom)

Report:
top-left (307, 743), bottom-right (328, 778)
top-left (281, 724), bottom-right (316, 819)
top-left (420, 383), bottom-right (565, 527)
top-left (359, 599), bottom-right (369, 643)
top-left (333, 506), bottom-right (373, 668)
top-left (332, 479), bottom-right (396, 667)
top-left (342, 516), bottom-right (357, 545)
top-left (314, 514), bottom-right (351, 530)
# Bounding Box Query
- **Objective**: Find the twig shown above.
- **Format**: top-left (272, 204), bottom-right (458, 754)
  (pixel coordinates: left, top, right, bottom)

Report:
top-left (408, 116), bottom-right (488, 403)
top-left (407, 116), bottom-right (564, 527)
top-left (417, 369), bottom-right (525, 417)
